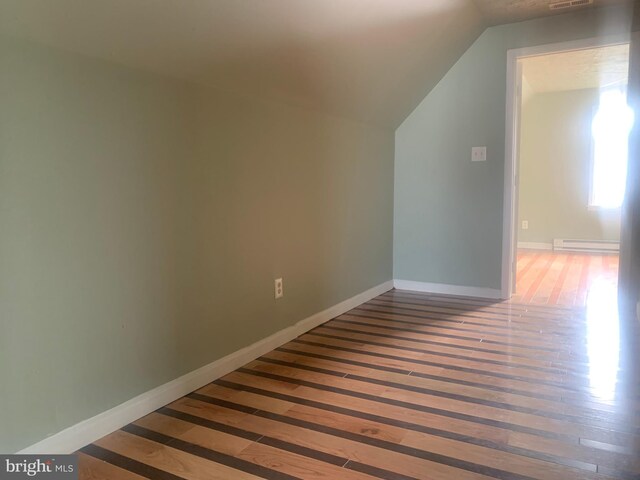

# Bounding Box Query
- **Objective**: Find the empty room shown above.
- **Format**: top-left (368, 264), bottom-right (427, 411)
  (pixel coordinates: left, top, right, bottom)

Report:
top-left (1, 1), bottom-right (640, 479)
top-left (514, 44), bottom-right (629, 306)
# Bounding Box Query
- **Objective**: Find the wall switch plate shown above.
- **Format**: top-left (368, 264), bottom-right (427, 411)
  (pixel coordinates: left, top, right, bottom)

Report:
top-left (522, 220), bottom-right (529, 230)
top-left (274, 278), bottom-right (283, 299)
top-left (471, 146), bottom-right (487, 162)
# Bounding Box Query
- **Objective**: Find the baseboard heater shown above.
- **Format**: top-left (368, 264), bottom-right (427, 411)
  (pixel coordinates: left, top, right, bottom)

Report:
top-left (553, 238), bottom-right (619, 254)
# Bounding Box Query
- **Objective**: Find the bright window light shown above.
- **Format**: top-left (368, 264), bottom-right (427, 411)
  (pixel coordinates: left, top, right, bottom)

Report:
top-left (590, 88), bottom-right (634, 209)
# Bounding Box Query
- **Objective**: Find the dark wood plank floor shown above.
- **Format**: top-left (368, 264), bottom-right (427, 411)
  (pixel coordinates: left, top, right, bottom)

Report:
top-left (78, 289), bottom-right (640, 480)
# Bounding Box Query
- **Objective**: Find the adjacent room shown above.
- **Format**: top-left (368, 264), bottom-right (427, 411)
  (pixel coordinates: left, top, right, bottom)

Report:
top-left (2, 1), bottom-right (640, 479)
top-left (514, 44), bottom-right (630, 306)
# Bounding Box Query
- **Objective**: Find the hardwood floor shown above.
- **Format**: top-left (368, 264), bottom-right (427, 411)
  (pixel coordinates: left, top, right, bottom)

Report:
top-left (514, 250), bottom-right (619, 307)
top-left (78, 289), bottom-right (640, 480)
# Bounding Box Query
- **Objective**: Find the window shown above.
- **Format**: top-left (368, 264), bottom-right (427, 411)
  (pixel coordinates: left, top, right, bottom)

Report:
top-left (590, 87), bottom-right (634, 209)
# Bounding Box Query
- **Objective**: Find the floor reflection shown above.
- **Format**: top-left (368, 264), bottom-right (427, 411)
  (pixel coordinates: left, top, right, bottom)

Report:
top-left (585, 277), bottom-right (620, 402)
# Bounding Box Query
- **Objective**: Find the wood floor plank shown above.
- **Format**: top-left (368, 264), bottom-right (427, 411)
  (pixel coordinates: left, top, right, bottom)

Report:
top-left (531, 254), bottom-right (567, 305)
top-left (516, 252), bottom-right (620, 307)
top-left (217, 370), bottom-right (517, 444)
top-left (576, 255), bottom-right (592, 306)
top-left (317, 324), bottom-right (566, 372)
top-left (339, 313), bottom-right (572, 351)
top-left (237, 408), bottom-right (495, 480)
top-left (549, 254), bottom-right (574, 305)
top-left (523, 254), bottom-right (556, 303)
top-left (240, 361), bottom-right (639, 445)
top-left (335, 318), bottom-right (584, 361)
top-left (382, 292), bottom-right (586, 325)
top-left (386, 290), bottom-right (581, 314)
top-left (77, 452), bottom-right (147, 480)
top-left (195, 383), bottom-right (297, 415)
top-left (362, 302), bottom-right (583, 336)
top-left (288, 347), bottom-right (639, 415)
top-left (507, 431), bottom-right (640, 474)
top-left (558, 255), bottom-right (582, 306)
top-left (133, 412), bottom-right (255, 456)
top-left (318, 321), bottom-right (568, 362)
top-left (352, 306), bottom-right (582, 340)
top-left (298, 333), bottom-right (583, 389)
top-left (235, 442), bottom-right (376, 480)
top-left (374, 292), bottom-right (586, 320)
top-left (315, 323), bottom-right (610, 381)
top-left (134, 408), bottom-right (384, 480)
top-left (78, 286), bottom-right (639, 480)
top-left (278, 339), bottom-right (640, 418)
top-left (316, 322), bottom-right (638, 390)
top-left (517, 252), bottom-right (542, 283)
top-left (259, 351), bottom-right (640, 429)
top-left (180, 394), bottom-right (593, 480)
top-left (194, 381), bottom-right (624, 479)
top-left (221, 368), bottom-right (633, 450)
top-left (281, 339), bottom-right (583, 401)
top-left (92, 430), bottom-right (262, 480)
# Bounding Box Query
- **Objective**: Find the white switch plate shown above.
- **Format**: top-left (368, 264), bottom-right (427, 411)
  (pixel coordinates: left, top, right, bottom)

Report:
top-left (522, 220), bottom-right (529, 230)
top-left (472, 146), bottom-right (487, 162)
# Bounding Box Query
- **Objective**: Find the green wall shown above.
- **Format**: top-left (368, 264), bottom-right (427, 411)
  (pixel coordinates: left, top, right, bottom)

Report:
top-left (518, 88), bottom-right (621, 245)
top-left (0, 36), bottom-right (394, 452)
top-left (394, 6), bottom-right (632, 290)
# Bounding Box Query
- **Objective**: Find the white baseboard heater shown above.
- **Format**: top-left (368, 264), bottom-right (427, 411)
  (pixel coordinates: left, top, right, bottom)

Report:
top-left (553, 238), bottom-right (619, 254)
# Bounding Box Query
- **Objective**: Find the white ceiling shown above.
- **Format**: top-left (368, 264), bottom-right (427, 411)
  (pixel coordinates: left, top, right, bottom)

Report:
top-left (521, 43), bottom-right (629, 93)
top-left (472, 0), bottom-right (631, 24)
top-left (0, 0), bottom-right (632, 127)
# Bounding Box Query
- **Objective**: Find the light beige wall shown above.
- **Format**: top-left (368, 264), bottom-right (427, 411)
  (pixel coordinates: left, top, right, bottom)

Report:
top-left (518, 88), bottom-right (621, 245)
top-left (521, 75), bottom-right (535, 105)
top-left (0, 35), bottom-right (394, 452)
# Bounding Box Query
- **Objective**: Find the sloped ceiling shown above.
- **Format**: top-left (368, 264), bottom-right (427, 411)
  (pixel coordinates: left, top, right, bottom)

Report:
top-left (473, 0), bottom-right (631, 25)
top-left (0, 0), bottom-right (631, 127)
top-left (0, 0), bottom-right (485, 128)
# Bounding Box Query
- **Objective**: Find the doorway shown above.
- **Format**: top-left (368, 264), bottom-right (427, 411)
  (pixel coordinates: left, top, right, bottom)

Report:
top-left (502, 37), bottom-right (632, 306)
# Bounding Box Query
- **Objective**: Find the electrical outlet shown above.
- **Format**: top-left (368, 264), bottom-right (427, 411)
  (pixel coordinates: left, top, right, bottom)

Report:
top-left (522, 220), bottom-right (529, 230)
top-left (274, 278), bottom-right (283, 299)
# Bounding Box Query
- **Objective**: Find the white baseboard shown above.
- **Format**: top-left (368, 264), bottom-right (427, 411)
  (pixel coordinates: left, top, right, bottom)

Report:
top-left (18, 280), bottom-right (393, 454)
top-left (517, 242), bottom-right (552, 250)
top-left (393, 279), bottom-right (503, 300)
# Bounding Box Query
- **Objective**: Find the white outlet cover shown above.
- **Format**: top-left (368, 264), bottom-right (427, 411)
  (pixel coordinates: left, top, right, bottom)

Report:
top-left (471, 146), bottom-right (487, 162)
top-left (274, 278), bottom-right (283, 299)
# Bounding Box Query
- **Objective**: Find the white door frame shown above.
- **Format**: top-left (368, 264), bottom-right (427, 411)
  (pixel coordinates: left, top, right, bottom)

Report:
top-left (501, 34), bottom-right (631, 299)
